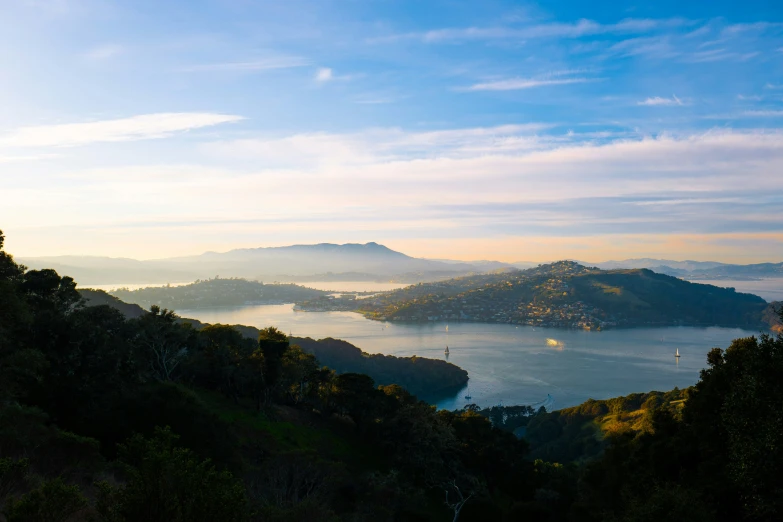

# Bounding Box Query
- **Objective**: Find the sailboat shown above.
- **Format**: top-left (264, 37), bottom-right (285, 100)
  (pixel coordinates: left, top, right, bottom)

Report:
top-left (675, 348), bottom-right (681, 358)
top-left (444, 346), bottom-right (450, 355)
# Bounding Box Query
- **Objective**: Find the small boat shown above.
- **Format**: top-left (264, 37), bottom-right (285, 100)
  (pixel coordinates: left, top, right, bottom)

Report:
top-left (675, 348), bottom-right (681, 358)
top-left (464, 395), bottom-right (472, 400)
top-left (444, 346), bottom-right (450, 354)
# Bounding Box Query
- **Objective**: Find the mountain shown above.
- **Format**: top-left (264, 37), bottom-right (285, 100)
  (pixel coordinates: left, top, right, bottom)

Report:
top-left (17, 256), bottom-right (197, 285)
top-left (583, 258), bottom-right (783, 280)
top-left (585, 258), bottom-right (728, 271)
top-left (20, 242), bottom-right (492, 285)
top-left (110, 278), bottom-right (329, 310)
top-left (349, 261), bottom-right (770, 329)
top-left (686, 261), bottom-right (783, 279)
top-left (154, 242), bottom-right (485, 280)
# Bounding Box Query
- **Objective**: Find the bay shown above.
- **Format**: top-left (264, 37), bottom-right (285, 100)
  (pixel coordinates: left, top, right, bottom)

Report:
top-left (176, 304), bottom-right (764, 411)
top-left (685, 278), bottom-right (783, 302)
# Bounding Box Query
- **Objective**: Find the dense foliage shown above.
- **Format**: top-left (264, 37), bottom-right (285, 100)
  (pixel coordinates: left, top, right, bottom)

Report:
top-left (0, 230), bottom-right (533, 521)
top-left (1, 229), bottom-right (782, 521)
top-left (80, 290), bottom-right (470, 405)
top-left (293, 337), bottom-right (468, 402)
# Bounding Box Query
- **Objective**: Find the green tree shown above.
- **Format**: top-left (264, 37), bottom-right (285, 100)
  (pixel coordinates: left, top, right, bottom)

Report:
top-left (96, 426), bottom-right (248, 522)
top-left (189, 324), bottom-right (255, 402)
top-left (256, 327), bottom-right (290, 405)
top-left (132, 307), bottom-right (194, 382)
top-left (3, 478), bottom-right (89, 522)
top-left (279, 344), bottom-right (319, 404)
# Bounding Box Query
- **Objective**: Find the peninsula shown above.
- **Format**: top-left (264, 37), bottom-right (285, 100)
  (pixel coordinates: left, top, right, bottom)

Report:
top-left (297, 261), bottom-right (772, 330)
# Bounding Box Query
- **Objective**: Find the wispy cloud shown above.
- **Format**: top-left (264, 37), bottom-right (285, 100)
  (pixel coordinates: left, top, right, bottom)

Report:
top-left (744, 110), bottom-right (783, 117)
top-left (637, 95), bottom-right (684, 106)
top-left (722, 22), bottom-right (783, 35)
top-left (203, 124), bottom-right (554, 166)
top-left (179, 56), bottom-right (308, 72)
top-left (84, 44), bottom-right (123, 61)
top-left (462, 77), bottom-right (594, 92)
top-left (609, 35), bottom-right (677, 58)
top-left (684, 48), bottom-right (760, 62)
top-left (737, 94), bottom-right (763, 101)
top-left (371, 17), bottom-right (688, 44)
top-left (315, 67), bottom-right (333, 83)
top-left (766, 83), bottom-right (783, 90)
top-left (0, 154), bottom-right (54, 163)
top-left (0, 113), bottom-right (244, 148)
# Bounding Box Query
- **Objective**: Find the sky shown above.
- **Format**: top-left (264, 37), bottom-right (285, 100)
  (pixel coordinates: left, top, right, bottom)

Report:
top-left (1, 0), bottom-right (782, 263)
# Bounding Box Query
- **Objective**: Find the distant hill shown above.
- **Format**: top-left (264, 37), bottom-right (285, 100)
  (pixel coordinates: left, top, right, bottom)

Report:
top-left (588, 258), bottom-right (728, 271)
top-left (21, 242), bottom-right (493, 285)
top-left (23, 247), bottom-right (782, 288)
top-left (585, 258), bottom-right (783, 280)
top-left (350, 261), bottom-right (770, 329)
top-left (293, 337), bottom-right (468, 401)
top-left (109, 278), bottom-right (329, 310)
top-left (19, 256), bottom-right (197, 285)
top-left (79, 288), bottom-right (148, 319)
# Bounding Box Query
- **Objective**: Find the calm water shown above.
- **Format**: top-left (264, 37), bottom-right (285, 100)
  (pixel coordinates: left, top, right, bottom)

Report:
top-left (687, 278), bottom-right (783, 302)
top-left (177, 304), bottom-right (765, 411)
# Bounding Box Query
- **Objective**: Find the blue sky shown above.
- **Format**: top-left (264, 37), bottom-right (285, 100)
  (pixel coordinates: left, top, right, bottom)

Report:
top-left (1, 0), bottom-right (782, 262)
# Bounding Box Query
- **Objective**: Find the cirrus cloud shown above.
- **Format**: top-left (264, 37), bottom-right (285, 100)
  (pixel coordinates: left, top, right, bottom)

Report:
top-left (0, 112), bottom-right (244, 148)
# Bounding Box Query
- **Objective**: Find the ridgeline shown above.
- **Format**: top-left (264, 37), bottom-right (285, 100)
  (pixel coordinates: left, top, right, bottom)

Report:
top-left (300, 261), bottom-right (772, 330)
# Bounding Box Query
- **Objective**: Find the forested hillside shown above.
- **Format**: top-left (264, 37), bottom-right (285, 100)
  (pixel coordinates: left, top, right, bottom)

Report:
top-left (111, 278), bottom-right (328, 310)
top-left (292, 337), bottom-right (468, 402)
top-left (79, 289), bottom-right (469, 402)
top-left (2, 229), bottom-right (782, 521)
top-left (351, 261), bottom-right (769, 329)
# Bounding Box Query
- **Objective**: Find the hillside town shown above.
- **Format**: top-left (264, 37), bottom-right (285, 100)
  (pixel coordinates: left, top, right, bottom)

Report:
top-left (296, 263), bottom-right (621, 329)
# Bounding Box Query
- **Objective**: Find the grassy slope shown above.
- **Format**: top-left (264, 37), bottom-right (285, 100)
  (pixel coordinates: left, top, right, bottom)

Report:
top-left (570, 269), bottom-right (767, 326)
top-left (525, 389), bottom-right (688, 463)
top-left (192, 388), bottom-right (385, 472)
top-left (359, 263), bottom-right (768, 328)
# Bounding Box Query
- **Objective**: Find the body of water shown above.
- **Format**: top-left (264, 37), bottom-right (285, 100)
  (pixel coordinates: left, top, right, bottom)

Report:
top-left (177, 304), bottom-right (765, 411)
top-left (686, 278), bottom-right (783, 302)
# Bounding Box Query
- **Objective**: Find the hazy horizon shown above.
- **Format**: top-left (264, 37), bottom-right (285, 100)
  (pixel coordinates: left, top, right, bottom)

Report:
top-left (1, 0), bottom-right (782, 263)
top-left (12, 240), bottom-right (783, 266)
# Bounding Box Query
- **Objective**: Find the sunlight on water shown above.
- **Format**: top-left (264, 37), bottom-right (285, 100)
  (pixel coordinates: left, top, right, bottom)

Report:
top-left (177, 304), bottom-right (765, 411)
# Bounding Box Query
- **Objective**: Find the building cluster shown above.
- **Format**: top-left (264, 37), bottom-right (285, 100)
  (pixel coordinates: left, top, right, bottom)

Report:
top-left (295, 262), bottom-right (625, 330)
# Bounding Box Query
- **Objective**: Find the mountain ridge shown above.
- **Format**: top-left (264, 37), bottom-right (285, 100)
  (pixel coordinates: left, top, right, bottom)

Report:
top-left (19, 246), bottom-right (783, 286)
